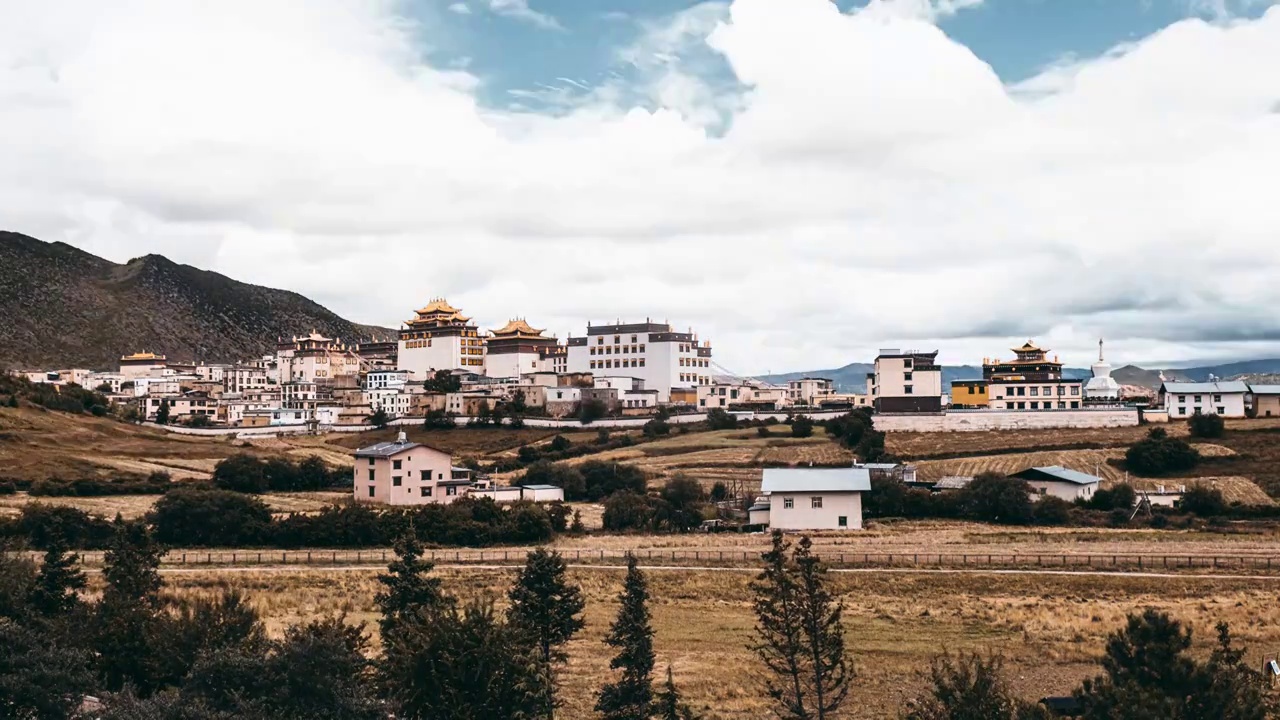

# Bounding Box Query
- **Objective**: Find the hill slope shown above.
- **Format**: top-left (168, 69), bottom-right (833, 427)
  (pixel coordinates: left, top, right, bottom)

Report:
top-left (0, 232), bottom-right (394, 369)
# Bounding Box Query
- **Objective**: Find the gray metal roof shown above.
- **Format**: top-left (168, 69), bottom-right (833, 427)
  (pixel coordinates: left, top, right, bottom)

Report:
top-left (748, 503), bottom-right (771, 512)
top-left (1249, 385), bottom-right (1280, 395)
top-left (520, 484), bottom-right (561, 490)
top-left (354, 440), bottom-right (421, 458)
top-left (1012, 465), bottom-right (1101, 486)
top-left (933, 476), bottom-right (973, 490)
top-left (1161, 381), bottom-right (1249, 394)
top-left (761, 468), bottom-right (871, 494)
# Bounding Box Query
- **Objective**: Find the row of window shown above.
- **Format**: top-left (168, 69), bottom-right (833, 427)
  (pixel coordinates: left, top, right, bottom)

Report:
top-left (679, 374), bottom-right (707, 383)
top-left (1176, 406), bottom-right (1225, 415)
top-left (1003, 401), bottom-right (1081, 410)
top-left (367, 485), bottom-right (458, 498)
top-left (1175, 394), bottom-right (1223, 403)
top-left (679, 358), bottom-right (708, 367)
top-left (998, 385), bottom-right (1080, 398)
top-left (591, 344), bottom-right (645, 355)
top-left (591, 359), bottom-right (646, 370)
top-left (783, 496), bottom-right (824, 509)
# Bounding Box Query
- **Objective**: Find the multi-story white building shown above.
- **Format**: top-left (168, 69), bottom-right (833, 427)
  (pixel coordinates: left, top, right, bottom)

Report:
top-left (281, 381), bottom-right (319, 410)
top-left (354, 434), bottom-right (474, 506)
top-left (85, 372), bottom-right (126, 394)
top-left (697, 380), bottom-right (788, 410)
top-left (484, 318), bottom-right (559, 378)
top-left (145, 394), bottom-right (216, 422)
top-left (1159, 381), bottom-right (1249, 418)
top-left (565, 321), bottom-right (712, 403)
top-left (226, 366), bottom-right (269, 394)
top-left (397, 299), bottom-right (485, 380)
top-left (868, 350), bottom-right (943, 413)
top-left (366, 387), bottom-right (414, 418)
top-left (277, 332), bottom-right (362, 384)
top-left (194, 363), bottom-right (231, 384)
top-left (787, 377), bottom-right (835, 406)
top-left (366, 370), bottom-right (410, 391)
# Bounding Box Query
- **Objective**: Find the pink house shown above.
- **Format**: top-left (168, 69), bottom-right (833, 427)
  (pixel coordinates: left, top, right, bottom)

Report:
top-left (353, 432), bottom-right (473, 505)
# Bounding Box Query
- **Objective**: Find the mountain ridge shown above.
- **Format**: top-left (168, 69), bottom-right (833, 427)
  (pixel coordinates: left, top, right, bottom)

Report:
top-left (0, 232), bottom-right (394, 370)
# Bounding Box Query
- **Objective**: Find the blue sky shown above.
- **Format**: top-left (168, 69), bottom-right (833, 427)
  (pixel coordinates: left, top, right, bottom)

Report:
top-left (415, 0), bottom-right (1271, 112)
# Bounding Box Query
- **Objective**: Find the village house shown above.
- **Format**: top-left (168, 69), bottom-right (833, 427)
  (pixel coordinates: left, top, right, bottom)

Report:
top-left (353, 433), bottom-right (473, 506)
top-left (1010, 466), bottom-right (1100, 502)
top-left (1158, 381), bottom-right (1249, 418)
top-left (868, 349), bottom-right (944, 413)
top-left (1251, 385), bottom-right (1280, 418)
top-left (758, 467), bottom-right (871, 531)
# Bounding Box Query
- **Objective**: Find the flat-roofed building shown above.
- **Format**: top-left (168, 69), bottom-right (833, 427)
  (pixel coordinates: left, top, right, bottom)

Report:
top-left (566, 320), bottom-right (712, 403)
top-left (1159, 381), bottom-right (1249, 418)
top-left (949, 379), bottom-right (988, 409)
top-left (869, 349), bottom-right (943, 413)
top-left (787, 378), bottom-right (835, 406)
top-left (984, 342), bottom-right (1083, 410)
top-left (277, 332), bottom-right (362, 384)
top-left (354, 433), bottom-right (471, 505)
top-left (120, 352), bottom-right (167, 379)
top-left (1251, 385), bottom-right (1280, 418)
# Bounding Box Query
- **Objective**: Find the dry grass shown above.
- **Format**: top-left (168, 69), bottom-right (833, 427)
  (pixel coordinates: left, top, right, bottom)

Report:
top-left (914, 444), bottom-right (1236, 483)
top-left (154, 565), bottom-right (1280, 719)
top-left (0, 490), bottom-right (350, 519)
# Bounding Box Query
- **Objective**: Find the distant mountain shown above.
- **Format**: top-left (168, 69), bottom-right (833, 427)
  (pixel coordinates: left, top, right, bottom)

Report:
top-left (0, 232), bottom-right (395, 370)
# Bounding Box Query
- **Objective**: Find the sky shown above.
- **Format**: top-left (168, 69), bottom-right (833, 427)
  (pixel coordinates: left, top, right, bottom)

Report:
top-left (3, 0), bottom-right (1280, 375)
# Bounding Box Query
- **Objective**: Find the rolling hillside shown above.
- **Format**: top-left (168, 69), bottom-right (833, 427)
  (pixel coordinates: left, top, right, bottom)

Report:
top-left (0, 232), bottom-right (394, 369)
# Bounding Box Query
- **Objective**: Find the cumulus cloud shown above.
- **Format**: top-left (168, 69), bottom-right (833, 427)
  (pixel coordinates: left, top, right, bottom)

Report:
top-left (2, 0), bottom-right (1280, 373)
top-left (484, 0), bottom-right (562, 30)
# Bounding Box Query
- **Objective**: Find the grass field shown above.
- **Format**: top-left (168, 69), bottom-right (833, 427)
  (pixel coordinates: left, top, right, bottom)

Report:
top-left (147, 564), bottom-right (1280, 719)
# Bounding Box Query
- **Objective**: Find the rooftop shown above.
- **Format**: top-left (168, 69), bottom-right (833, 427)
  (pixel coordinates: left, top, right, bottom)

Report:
top-left (1161, 381), bottom-right (1250, 394)
top-left (761, 467), bottom-right (871, 494)
top-left (354, 436), bottom-right (422, 458)
top-left (1012, 466), bottom-right (1101, 486)
top-left (1250, 385), bottom-right (1280, 395)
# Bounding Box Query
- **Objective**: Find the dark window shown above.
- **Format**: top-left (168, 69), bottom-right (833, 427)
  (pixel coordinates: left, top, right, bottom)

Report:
top-left (447, 486), bottom-right (457, 496)
top-left (421, 486), bottom-right (432, 497)
top-left (783, 497), bottom-right (794, 509)
top-left (367, 457), bottom-right (375, 466)
top-left (811, 497), bottom-right (823, 509)
top-left (393, 459), bottom-right (402, 470)
top-left (368, 486), bottom-right (375, 497)
top-left (904, 372), bottom-right (913, 381)
top-left (393, 476), bottom-right (402, 487)
top-left (367, 469), bottom-right (374, 481)
top-left (904, 385), bottom-right (913, 394)
top-left (838, 516), bottom-right (848, 528)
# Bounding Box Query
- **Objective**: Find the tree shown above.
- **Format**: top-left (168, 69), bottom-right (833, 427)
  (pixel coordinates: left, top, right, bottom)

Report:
top-left (375, 534), bottom-right (449, 642)
top-left (705, 408), bottom-right (738, 430)
top-left (296, 455), bottom-right (332, 491)
top-left (791, 416), bottom-right (815, 438)
top-left (380, 598), bottom-right (549, 720)
top-left (751, 532), bottom-right (850, 720)
top-left (96, 516), bottom-right (166, 694)
top-left (1074, 610), bottom-right (1264, 720)
top-left (149, 488), bottom-right (273, 547)
top-left (578, 398), bottom-right (608, 424)
top-left (27, 531), bottom-right (86, 616)
top-left (1125, 428), bottom-right (1200, 476)
top-left (522, 461), bottom-right (587, 500)
top-left (579, 460), bottom-right (648, 502)
top-left (187, 413), bottom-right (213, 428)
top-left (709, 481), bottom-right (729, 503)
top-left (1188, 411), bottom-right (1225, 439)
top-left (906, 651), bottom-right (1049, 720)
top-left (1089, 484), bottom-right (1137, 512)
top-left (643, 416), bottom-right (671, 438)
top-left (369, 406), bottom-right (391, 430)
top-left (864, 475), bottom-right (908, 519)
top-left (423, 369), bottom-right (462, 394)
top-left (97, 382), bottom-right (115, 393)
top-left (603, 491), bottom-right (653, 532)
top-left (155, 399), bottom-right (171, 425)
top-left (569, 510), bottom-right (586, 535)
top-left (957, 473), bottom-right (1034, 525)
top-left (656, 474), bottom-right (706, 533)
top-left (212, 454), bottom-right (269, 494)
top-left (1031, 496), bottom-right (1073, 526)
top-left (0, 619), bottom-right (94, 719)
top-left (596, 554), bottom-right (656, 720)
top-left (424, 408), bottom-right (456, 430)
top-left (6, 394), bottom-right (18, 408)
top-left (1179, 485), bottom-right (1227, 517)
top-left (508, 548), bottom-right (586, 719)
top-left (549, 435), bottom-right (572, 453)
top-left (655, 666), bottom-right (701, 720)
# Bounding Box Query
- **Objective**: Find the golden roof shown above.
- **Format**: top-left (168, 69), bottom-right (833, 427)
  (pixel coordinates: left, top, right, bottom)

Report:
top-left (408, 298), bottom-right (470, 324)
top-left (121, 351), bottom-right (166, 362)
top-left (491, 318), bottom-right (545, 337)
top-left (1013, 341), bottom-right (1044, 354)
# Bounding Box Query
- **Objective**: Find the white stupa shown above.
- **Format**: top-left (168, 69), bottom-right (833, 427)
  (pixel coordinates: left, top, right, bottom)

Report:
top-left (1085, 338), bottom-right (1121, 401)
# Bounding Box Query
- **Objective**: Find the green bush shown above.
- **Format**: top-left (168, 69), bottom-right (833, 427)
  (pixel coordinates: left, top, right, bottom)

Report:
top-left (1125, 428), bottom-right (1200, 476)
top-left (1178, 485), bottom-right (1227, 517)
top-left (957, 473), bottom-right (1034, 525)
top-left (705, 408), bottom-right (738, 430)
top-left (1188, 412), bottom-right (1225, 439)
top-left (1032, 496), bottom-right (1074, 525)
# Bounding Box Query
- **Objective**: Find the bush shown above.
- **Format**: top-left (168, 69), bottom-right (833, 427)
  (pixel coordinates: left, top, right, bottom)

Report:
top-left (1032, 496), bottom-right (1074, 525)
top-left (602, 491), bottom-right (653, 531)
top-left (577, 398), bottom-right (608, 424)
top-left (1188, 411), bottom-right (1225, 439)
top-left (705, 408), bottom-right (738, 430)
top-left (14, 504), bottom-right (115, 549)
top-left (212, 454), bottom-right (344, 493)
top-left (1089, 483), bottom-right (1137, 512)
top-left (549, 435), bottom-right (572, 453)
top-left (1125, 429), bottom-right (1200, 476)
top-left (578, 460), bottom-right (647, 502)
top-left (709, 481), bottom-right (728, 502)
top-left (150, 487), bottom-right (273, 546)
top-left (791, 416), bottom-right (814, 438)
top-left (957, 473), bottom-right (1034, 525)
top-left (1178, 485), bottom-right (1227, 517)
top-left (0, 481), bottom-right (15, 495)
top-left (756, 426), bottom-right (770, 438)
top-left (642, 417), bottom-right (670, 438)
top-left (521, 461), bottom-right (587, 500)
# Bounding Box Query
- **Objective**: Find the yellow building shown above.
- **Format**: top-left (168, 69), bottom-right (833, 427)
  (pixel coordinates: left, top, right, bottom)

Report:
top-left (949, 380), bottom-right (989, 409)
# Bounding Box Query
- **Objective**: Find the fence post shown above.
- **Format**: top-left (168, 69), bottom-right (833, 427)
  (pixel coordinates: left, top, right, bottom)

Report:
top-left (183, 553), bottom-right (187, 563)
top-left (357, 551), bottom-right (362, 564)
top-left (307, 552), bottom-right (311, 563)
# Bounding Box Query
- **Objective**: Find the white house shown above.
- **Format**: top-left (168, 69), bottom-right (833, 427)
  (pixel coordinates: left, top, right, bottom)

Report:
top-left (565, 321), bottom-right (712, 403)
top-left (1158, 381), bottom-right (1249, 419)
top-left (759, 467), bottom-right (871, 531)
top-left (353, 433), bottom-right (472, 506)
top-left (1010, 466), bottom-right (1100, 502)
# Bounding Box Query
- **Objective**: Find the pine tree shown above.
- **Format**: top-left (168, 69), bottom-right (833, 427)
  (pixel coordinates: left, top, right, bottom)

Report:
top-left (375, 533), bottom-right (449, 643)
top-left (569, 510), bottom-right (585, 535)
top-left (655, 665), bottom-right (701, 720)
top-left (27, 531), bottom-right (86, 617)
top-left (793, 536), bottom-right (849, 719)
top-left (155, 399), bottom-right (170, 425)
top-left (751, 531), bottom-right (811, 720)
top-left (508, 548), bottom-right (586, 719)
top-left (96, 516), bottom-right (166, 694)
top-left (595, 553), bottom-right (655, 720)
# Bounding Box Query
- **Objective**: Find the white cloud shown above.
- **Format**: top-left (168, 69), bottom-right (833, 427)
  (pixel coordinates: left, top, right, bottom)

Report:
top-left (448, 2), bottom-right (471, 15)
top-left (3, 0), bottom-right (1280, 373)
top-left (484, 0), bottom-right (562, 30)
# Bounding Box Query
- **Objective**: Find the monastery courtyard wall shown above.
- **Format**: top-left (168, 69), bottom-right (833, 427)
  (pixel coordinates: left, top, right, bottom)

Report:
top-left (873, 408), bottom-right (1140, 432)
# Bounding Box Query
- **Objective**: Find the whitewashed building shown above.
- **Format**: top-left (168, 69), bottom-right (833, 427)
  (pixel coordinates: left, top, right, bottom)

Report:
top-left (565, 321), bottom-right (712, 403)
top-left (1010, 466), bottom-right (1100, 502)
top-left (354, 434), bottom-right (473, 506)
top-left (1158, 381), bottom-right (1249, 419)
top-left (366, 370), bottom-right (410, 390)
top-left (758, 467), bottom-right (871, 531)
top-left (397, 299), bottom-right (485, 380)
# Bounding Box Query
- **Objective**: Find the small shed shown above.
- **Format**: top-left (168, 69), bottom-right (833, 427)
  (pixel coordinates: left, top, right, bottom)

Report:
top-left (761, 467), bottom-right (871, 531)
top-left (520, 484), bottom-right (566, 503)
top-left (1010, 466), bottom-right (1100, 502)
top-left (748, 497), bottom-right (771, 526)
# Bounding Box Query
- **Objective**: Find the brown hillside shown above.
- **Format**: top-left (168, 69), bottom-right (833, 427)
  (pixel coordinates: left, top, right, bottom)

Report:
top-left (0, 231), bottom-right (394, 369)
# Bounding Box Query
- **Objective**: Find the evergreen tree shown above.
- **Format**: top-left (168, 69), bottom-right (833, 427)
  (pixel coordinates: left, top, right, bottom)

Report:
top-left (155, 399), bottom-right (171, 425)
top-left (0, 619), bottom-right (95, 719)
top-left (655, 665), bottom-right (701, 720)
top-left (27, 531), bottom-right (87, 616)
top-left (906, 651), bottom-right (1049, 720)
top-left (369, 406), bottom-right (391, 429)
top-left (792, 536), bottom-right (850, 719)
top-left (569, 510), bottom-right (586, 535)
top-left (596, 554), bottom-right (656, 720)
top-left (751, 531), bottom-right (813, 720)
top-left (96, 516), bottom-right (166, 693)
top-left (375, 533), bottom-right (449, 642)
top-left (380, 597), bottom-right (549, 720)
top-left (508, 548), bottom-right (586, 719)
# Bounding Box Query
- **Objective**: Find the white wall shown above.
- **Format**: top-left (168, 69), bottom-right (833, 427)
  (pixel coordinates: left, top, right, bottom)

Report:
top-left (767, 492), bottom-right (863, 531)
top-left (1163, 391), bottom-right (1248, 419)
top-left (1028, 480), bottom-right (1096, 502)
top-left (873, 408), bottom-right (1139, 432)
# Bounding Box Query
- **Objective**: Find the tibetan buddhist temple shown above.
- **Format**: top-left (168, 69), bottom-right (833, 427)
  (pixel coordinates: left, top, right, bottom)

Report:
top-left (485, 318), bottom-right (559, 378)
top-left (397, 298), bottom-right (485, 377)
top-left (982, 341), bottom-right (1065, 383)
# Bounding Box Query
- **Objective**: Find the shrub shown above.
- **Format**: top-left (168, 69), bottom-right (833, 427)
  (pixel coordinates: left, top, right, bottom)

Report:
top-left (705, 408), bottom-right (738, 430)
top-left (1125, 429), bottom-right (1200, 475)
top-left (756, 426), bottom-right (770, 438)
top-left (150, 487), bottom-right (273, 547)
top-left (578, 460), bottom-right (647, 502)
top-left (1188, 411), bottom-right (1225, 439)
top-left (1032, 496), bottom-right (1073, 526)
top-left (791, 416), bottom-right (814, 438)
top-left (212, 454), bottom-right (343, 493)
top-left (957, 473), bottom-right (1034, 525)
top-left (1089, 483), bottom-right (1137, 512)
top-left (602, 491), bottom-right (653, 531)
top-left (709, 481), bottom-right (728, 502)
top-left (577, 399), bottom-right (608, 424)
top-left (1178, 485), bottom-right (1227, 517)
top-left (549, 435), bottom-right (572, 453)
top-left (521, 461), bottom-right (587, 500)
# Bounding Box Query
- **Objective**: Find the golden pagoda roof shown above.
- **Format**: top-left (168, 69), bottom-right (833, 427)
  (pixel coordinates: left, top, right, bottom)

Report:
top-left (121, 351), bottom-right (166, 361)
top-left (491, 318), bottom-right (545, 337)
top-left (1013, 341), bottom-right (1044, 353)
top-left (409, 298), bottom-right (470, 324)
